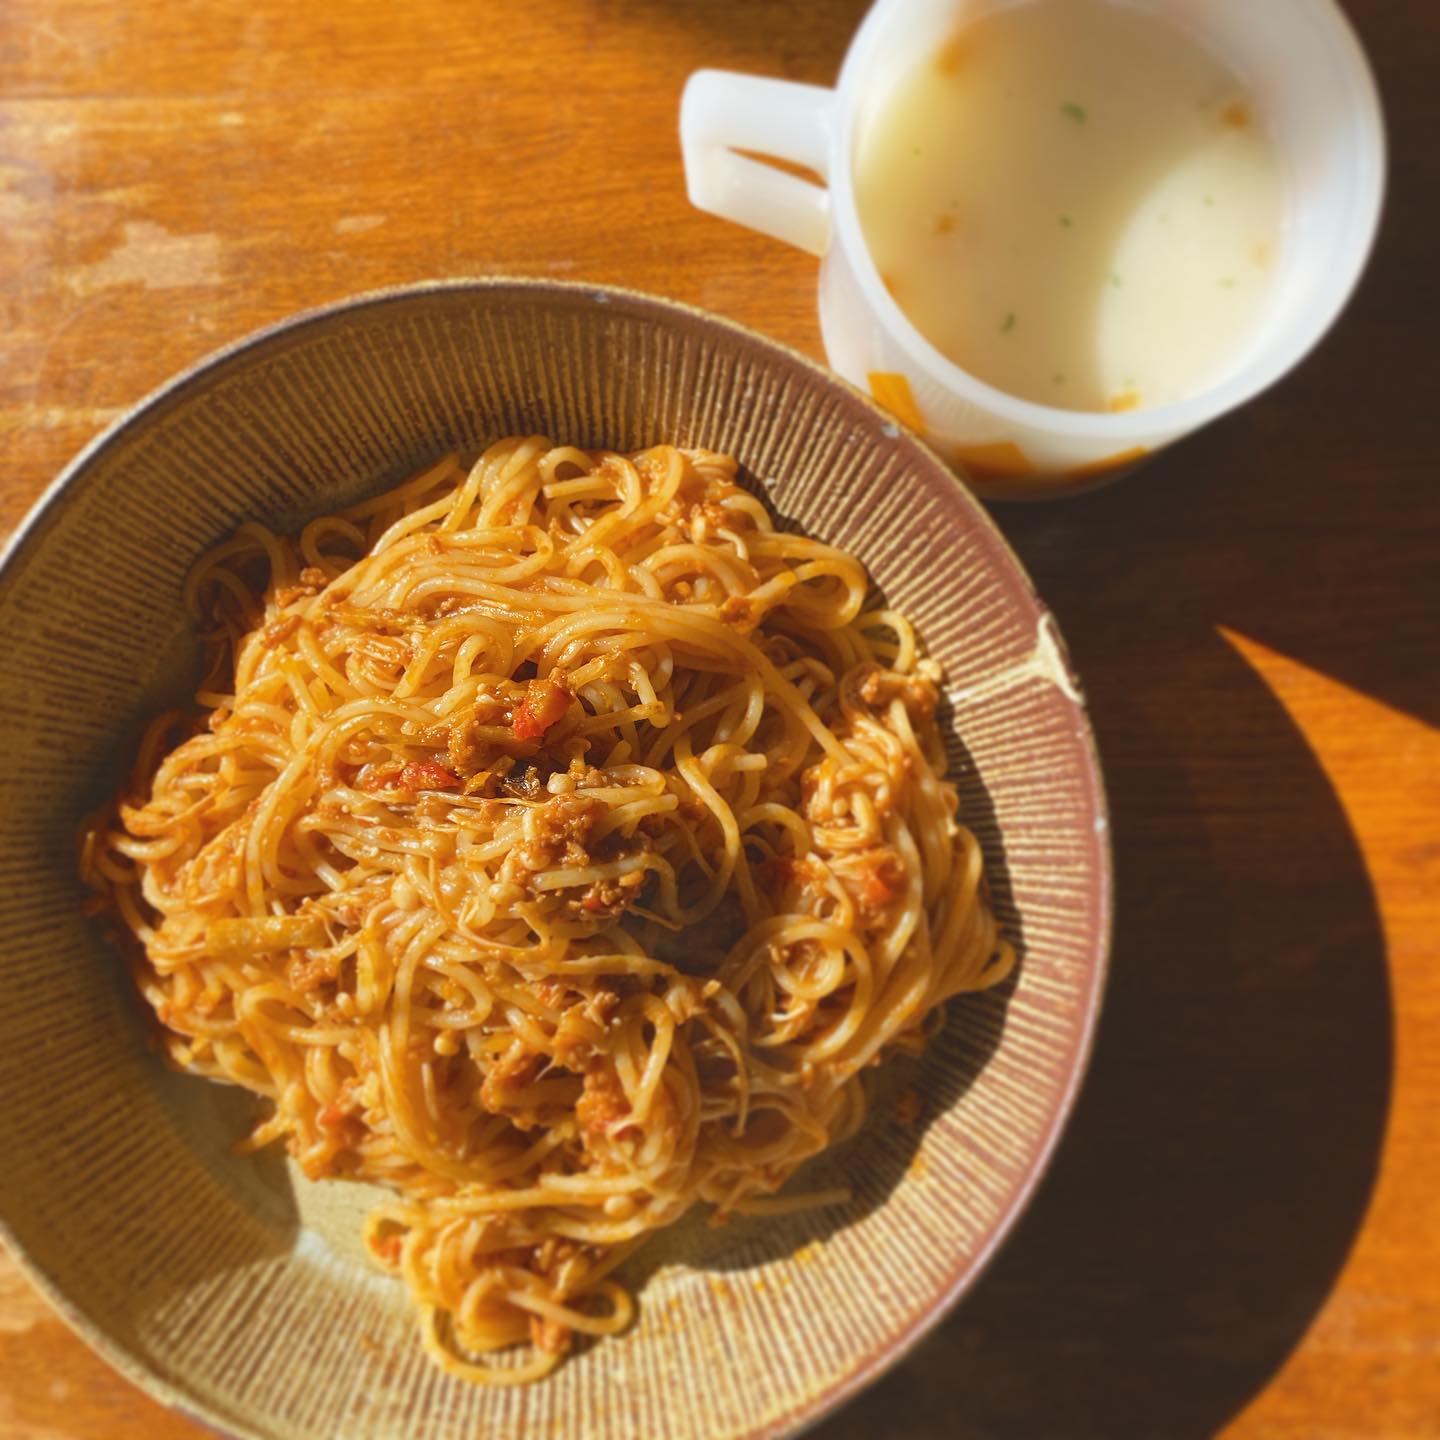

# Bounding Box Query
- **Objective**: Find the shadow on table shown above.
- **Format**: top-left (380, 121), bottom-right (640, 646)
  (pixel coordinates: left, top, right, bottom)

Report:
top-left (813, 258), bottom-right (1414, 1437)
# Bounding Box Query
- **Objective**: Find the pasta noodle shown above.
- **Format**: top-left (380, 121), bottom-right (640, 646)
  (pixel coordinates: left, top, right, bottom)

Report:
top-left (80, 436), bottom-right (1014, 1383)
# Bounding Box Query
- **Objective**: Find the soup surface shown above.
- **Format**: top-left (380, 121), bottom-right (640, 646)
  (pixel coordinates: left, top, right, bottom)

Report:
top-left (854, 0), bottom-right (1286, 412)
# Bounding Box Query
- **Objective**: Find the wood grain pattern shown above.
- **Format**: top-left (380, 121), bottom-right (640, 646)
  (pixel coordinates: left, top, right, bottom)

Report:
top-left (0, 2), bottom-right (1436, 1438)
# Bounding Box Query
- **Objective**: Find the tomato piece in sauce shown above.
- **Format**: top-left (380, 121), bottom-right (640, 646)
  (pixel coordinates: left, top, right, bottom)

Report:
top-left (512, 677), bottom-right (569, 742)
top-left (397, 760), bottom-right (461, 792)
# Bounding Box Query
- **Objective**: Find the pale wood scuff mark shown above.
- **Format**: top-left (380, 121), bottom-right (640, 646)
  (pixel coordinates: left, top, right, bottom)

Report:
top-left (65, 221), bottom-right (222, 295)
top-left (0, 1390), bottom-right (74, 1440)
top-left (30, 405), bottom-right (127, 431)
top-left (0, 1254), bottom-right (50, 1334)
top-left (459, 258), bottom-right (580, 276)
top-left (334, 214), bottom-right (388, 235)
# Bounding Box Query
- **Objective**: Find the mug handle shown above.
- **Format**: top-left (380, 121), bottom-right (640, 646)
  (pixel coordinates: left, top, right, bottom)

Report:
top-left (680, 71), bottom-right (837, 257)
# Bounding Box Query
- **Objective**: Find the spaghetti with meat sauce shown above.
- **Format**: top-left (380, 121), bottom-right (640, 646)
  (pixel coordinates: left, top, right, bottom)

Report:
top-left (80, 435), bottom-right (1014, 1383)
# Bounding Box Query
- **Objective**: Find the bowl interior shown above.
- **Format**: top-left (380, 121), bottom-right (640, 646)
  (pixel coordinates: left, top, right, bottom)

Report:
top-left (0, 281), bottom-right (1109, 1440)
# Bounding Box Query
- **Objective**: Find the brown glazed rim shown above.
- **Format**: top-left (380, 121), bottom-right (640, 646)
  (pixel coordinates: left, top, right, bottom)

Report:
top-left (0, 277), bottom-right (1113, 1440)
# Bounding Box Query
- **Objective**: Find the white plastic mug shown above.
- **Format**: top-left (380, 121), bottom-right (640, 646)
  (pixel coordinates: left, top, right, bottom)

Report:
top-left (680, 0), bottom-right (1385, 497)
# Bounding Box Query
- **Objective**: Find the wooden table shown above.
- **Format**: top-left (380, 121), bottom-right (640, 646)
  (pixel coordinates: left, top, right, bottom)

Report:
top-left (2, 2), bottom-right (1435, 1436)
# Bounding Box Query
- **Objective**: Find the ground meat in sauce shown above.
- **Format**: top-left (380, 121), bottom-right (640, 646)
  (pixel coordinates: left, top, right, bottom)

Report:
top-left (272, 566), bottom-right (329, 608)
top-left (717, 594), bottom-right (759, 631)
top-left (445, 701), bottom-right (504, 774)
top-left (576, 1062), bottom-right (629, 1137)
top-left (479, 1046), bottom-right (542, 1118)
top-left (286, 947), bottom-right (341, 993)
top-left (837, 846), bottom-right (908, 921)
top-left (397, 759), bottom-right (461, 792)
top-left (856, 666), bottom-right (940, 723)
top-left (520, 792), bottom-right (604, 869)
top-left (755, 853), bottom-right (823, 894)
top-left (571, 868), bottom-right (646, 920)
top-left (583, 987), bottom-right (621, 1028)
top-left (550, 993), bottom-right (619, 1066)
top-left (532, 978), bottom-right (570, 1012)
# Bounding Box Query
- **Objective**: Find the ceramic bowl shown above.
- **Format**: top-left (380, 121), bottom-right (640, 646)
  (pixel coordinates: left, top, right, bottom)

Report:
top-left (0, 279), bottom-right (1110, 1440)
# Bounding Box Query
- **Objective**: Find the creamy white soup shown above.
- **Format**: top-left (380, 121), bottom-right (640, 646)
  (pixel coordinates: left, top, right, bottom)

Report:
top-left (854, 0), bottom-right (1286, 413)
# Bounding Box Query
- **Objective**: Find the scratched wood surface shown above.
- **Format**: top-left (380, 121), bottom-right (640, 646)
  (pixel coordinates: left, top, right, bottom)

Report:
top-left (1, 2), bottom-right (1436, 1437)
